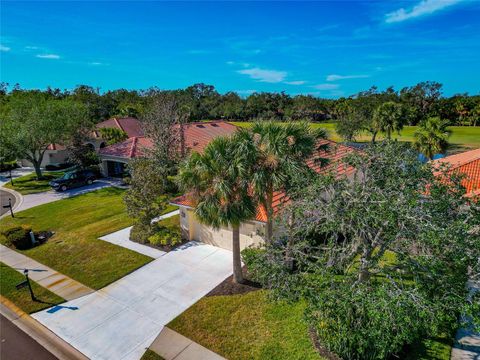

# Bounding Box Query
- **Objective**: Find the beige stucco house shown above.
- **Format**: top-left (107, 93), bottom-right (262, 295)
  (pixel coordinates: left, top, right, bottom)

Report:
top-left (172, 140), bottom-right (358, 251)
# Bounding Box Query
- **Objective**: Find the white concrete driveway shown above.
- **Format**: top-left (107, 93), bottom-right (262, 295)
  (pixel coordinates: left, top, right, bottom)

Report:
top-left (32, 242), bottom-right (232, 360)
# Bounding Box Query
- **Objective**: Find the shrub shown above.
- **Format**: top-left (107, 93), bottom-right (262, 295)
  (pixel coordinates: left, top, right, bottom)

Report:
top-left (45, 162), bottom-right (74, 171)
top-left (2, 225), bottom-right (33, 250)
top-left (305, 279), bottom-right (447, 360)
top-left (129, 223), bottom-right (153, 244)
top-left (148, 228), bottom-right (181, 248)
top-left (0, 160), bottom-right (18, 172)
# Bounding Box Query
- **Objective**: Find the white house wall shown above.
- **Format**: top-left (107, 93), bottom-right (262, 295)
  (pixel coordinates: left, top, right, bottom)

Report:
top-left (179, 206), bottom-right (265, 251)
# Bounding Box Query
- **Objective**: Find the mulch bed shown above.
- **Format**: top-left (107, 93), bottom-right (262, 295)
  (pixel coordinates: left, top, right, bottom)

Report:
top-left (207, 266), bottom-right (262, 296)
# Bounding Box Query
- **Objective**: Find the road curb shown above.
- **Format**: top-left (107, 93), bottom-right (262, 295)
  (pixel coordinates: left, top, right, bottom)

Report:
top-left (0, 186), bottom-right (23, 219)
top-left (0, 296), bottom-right (89, 360)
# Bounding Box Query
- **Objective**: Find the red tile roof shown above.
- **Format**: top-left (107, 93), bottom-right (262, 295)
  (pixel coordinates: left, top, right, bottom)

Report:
top-left (182, 121), bottom-right (239, 153)
top-left (433, 148), bottom-right (480, 196)
top-left (46, 143), bottom-right (66, 151)
top-left (96, 117), bottom-right (143, 138)
top-left (99, 121), bottom-right (239, 159)
top-left (99, 136), bottom-right (153, 158)
top-left (172, 139), bottom-right (358, 223)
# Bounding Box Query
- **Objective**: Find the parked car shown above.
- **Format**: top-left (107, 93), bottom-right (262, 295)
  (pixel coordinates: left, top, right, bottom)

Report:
top-left (49, 169), bottom-right (97, 191)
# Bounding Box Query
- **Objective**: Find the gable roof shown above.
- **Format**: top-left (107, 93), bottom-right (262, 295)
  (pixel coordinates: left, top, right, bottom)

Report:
top-left (95, 117), bottom-right (143, 138)
top-left (433, 148), bottom-right (480, 196)
top-left (99, 121), bottom-right (239, 159)
top-left (172, 139), bottom-right (358, 223)
top-left (99, 136), bottom-right (153, 159)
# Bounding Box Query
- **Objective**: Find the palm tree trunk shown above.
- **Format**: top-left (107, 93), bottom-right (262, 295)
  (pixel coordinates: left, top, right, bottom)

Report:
top-left (232, 225), bottom-right (244, 284)
top-left (371, 131), bottom-right (378, 143)
top-left (265, 190), bottom-right (274, 243)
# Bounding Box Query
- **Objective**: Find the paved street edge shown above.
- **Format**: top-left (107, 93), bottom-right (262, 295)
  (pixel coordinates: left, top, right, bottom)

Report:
top-left (0, 295), bottom-right (89, 360)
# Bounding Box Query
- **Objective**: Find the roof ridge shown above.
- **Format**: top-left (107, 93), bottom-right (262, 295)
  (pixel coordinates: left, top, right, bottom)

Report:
top-left (113, 117), bottom-right (125, 132)
top-left (129, 137), bottom-right (138, 158)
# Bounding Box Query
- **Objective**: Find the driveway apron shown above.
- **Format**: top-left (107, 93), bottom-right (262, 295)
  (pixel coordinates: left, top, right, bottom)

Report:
top-left (32, 242), bottom-right (232, 360)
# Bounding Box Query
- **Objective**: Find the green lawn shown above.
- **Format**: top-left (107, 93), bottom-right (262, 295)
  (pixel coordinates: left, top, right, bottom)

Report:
top-left (0, 187), bottom-right (152, 289)
top-left (230, 122), bottom-right (480, 150)
top-left (169, 277), bottom-right (451, 360)
top-left (0, 262), bottom-right (65, 314)
top-left (140, 349), bottom-right (165, 360)
top-left (4, 171), bottom-right (65, 195)
top-left (168, 290), bottom-right (321, 360)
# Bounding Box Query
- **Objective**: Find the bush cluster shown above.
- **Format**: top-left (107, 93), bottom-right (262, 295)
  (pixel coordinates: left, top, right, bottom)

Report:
top-left (130, 217), bottom-right (182, 250)
top-left (2, 225), bottom-right (33, 250)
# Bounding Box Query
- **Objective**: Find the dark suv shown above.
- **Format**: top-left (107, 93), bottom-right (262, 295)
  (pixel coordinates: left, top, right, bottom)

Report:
top-left (50, 170), bottom-right (97, 191)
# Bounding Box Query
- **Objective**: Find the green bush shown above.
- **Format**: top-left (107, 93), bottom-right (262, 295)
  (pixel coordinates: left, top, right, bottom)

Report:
top-left (2, 225), bottom-right (33, 250)
top-left (304, 279), bottom-right (455, 360)
top-left (148, 228), bottom-right (181, 248)
top-left (129, 223), bottom-right (153, 244)
top-left (0, 160), bottom-right (18, 172)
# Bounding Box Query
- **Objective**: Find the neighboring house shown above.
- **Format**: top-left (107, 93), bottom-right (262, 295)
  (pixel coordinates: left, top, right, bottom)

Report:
top-left (172, 140), bottom-right (357, 251)
top-left (98, 120), bottom-right (239, 177)
top-left (433, 148), bottom-right (480, 198)
top-left (20, 143), bottom-right (69, 168)
top-left (20, 117), bottom-right (142, 168)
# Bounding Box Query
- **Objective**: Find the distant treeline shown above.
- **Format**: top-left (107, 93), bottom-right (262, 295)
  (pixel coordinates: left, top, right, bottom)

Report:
top-left (1, 81), bottom-right (478, 126)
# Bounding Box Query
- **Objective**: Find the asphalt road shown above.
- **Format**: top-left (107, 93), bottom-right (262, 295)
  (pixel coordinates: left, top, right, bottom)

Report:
top-left (0, 314), bottom-right (58, 360)
top-left (0, 189), bottom-right (15, 216)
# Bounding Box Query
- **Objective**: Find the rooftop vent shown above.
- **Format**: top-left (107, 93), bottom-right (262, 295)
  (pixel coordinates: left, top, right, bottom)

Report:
top-left (211, 123), bottom-right (219, 127)
top-left (196, 124), bottom-right (205, 128)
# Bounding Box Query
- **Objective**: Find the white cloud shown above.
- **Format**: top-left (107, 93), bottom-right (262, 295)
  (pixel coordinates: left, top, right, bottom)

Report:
top-left (326, 74), bottom-right (369, 81)
top-left (235, 89), bottom-right (257, 95)
top-left (88, 62), bottom-right (104, 66)
top-left (24, 46), bottom-right (39, 50)
top-left (312, 83), bottom-right (340, 90)
top-left (36, 54), bottom-right (60, 59)
top-left (237, 67), bottom-right (287, 83)
top-left (285, 80), bottom-right (307, 85)
top-left (0, 44), bottom-right (11, 52)
top-left (385, 0), bottom-right (464, 23)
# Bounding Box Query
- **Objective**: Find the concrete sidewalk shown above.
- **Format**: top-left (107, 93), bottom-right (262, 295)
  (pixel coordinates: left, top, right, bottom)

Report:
top-left (99, 210), bottom-right (180, 259)
top-left (0, 245), bottom-right (94, 301)
top-left (150, 327), bottom-right (225, 360)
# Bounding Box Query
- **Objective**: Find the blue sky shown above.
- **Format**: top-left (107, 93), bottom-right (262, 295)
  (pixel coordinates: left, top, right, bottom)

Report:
top-left (1, 1), bottom-right (479, 98)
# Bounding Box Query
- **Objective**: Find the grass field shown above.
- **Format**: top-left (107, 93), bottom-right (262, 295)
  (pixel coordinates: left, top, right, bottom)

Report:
top-left (4, 172), bottom-right (64, 195)
top-left (230, 122), bottom-right (480, 150)
top-left (169, 290), bottom-right (321, 360)
top-left (0, 262), bottom-right (65, 313)
top-left (0, 188), bottom-right (151, 289)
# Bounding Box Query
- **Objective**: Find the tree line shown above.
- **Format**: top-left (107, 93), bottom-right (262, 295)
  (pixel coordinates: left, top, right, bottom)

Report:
top-left (1, 81), bottom-right (478, 126)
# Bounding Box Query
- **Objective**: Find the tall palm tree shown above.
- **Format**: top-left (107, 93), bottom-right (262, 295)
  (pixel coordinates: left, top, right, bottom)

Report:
top-left (177, 136), bottom-right (256, 283)
top-left (237, 121), bottom-right (328, 243)
top-left (372, 101), bottom-right (405, 140)
top-left (414, 117), bottom-right (451, 160)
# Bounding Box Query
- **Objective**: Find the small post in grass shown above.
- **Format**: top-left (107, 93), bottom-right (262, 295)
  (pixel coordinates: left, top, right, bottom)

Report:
top-left (2, 198), bottom-right (14, 218)
top-left (16, 269), bottom-right (36, 301)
